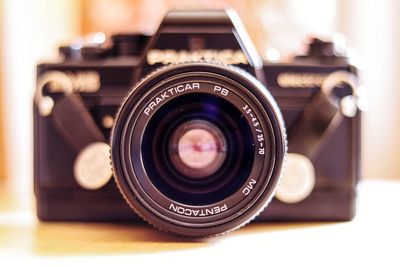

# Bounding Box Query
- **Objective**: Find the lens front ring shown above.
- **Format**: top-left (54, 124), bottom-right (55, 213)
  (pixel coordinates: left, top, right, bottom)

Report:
top-left (111, 62), bottom-right (286, 236)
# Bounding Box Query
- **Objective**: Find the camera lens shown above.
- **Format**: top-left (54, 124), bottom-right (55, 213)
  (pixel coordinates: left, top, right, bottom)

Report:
top-left (111, 62), bottom-right (286, 237)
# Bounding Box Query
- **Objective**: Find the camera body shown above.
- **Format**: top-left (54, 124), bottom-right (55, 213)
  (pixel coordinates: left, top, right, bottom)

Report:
top-left (34, 10), bottom-right (361, 224)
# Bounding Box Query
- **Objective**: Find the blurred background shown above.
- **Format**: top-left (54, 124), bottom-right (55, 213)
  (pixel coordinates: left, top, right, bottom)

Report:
top-left (0, 0), bottom-right (399, 202)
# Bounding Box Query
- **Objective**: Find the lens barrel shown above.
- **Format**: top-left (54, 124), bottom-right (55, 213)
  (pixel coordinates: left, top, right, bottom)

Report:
top-left (111, 62), bottom-right (286, 237)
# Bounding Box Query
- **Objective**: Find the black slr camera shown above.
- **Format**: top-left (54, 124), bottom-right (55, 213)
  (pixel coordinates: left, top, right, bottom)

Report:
top-left (34, 10), bottom-right (362, 237)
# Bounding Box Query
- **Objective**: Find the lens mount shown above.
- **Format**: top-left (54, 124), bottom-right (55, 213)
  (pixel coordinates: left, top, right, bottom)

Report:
top-left (111, 62), bottom-right (286, 237)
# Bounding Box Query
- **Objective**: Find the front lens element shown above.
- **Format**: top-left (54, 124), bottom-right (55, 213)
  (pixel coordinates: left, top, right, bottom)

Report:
top-left (170, 119), bottom-right (227, 178)
top-left (177, 127), bottom-right (220, 169)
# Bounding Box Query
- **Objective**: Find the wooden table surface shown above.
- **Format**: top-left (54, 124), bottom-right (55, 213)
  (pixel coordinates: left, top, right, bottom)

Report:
top-left (0, 178), bottom-right (398, 266)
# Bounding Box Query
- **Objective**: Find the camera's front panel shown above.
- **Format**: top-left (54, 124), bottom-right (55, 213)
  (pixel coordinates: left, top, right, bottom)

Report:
top-left (34, 62), bottom-right (360, 224)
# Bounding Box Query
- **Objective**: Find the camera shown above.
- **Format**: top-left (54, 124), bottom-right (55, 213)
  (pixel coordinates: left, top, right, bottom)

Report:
top-left (34, 10), bottom-right (362, 237)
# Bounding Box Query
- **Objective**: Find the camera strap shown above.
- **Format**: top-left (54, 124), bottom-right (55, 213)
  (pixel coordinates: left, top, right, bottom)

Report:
top-left (51, 92), bottom-right (105, 152)
top-left (288, 91), bottom-right (342, 158)
top-left (288, 71), bottom-right (363, 159)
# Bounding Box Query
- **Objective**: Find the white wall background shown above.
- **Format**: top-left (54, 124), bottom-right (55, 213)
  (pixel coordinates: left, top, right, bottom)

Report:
top-left (337, 0), bottom-right (400, 178)
top-left (1, 0), bottom-right (81, 205)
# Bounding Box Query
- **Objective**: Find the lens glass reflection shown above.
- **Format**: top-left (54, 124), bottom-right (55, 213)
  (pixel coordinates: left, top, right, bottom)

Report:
top-left (169, 120), bottom-right (227, 179)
